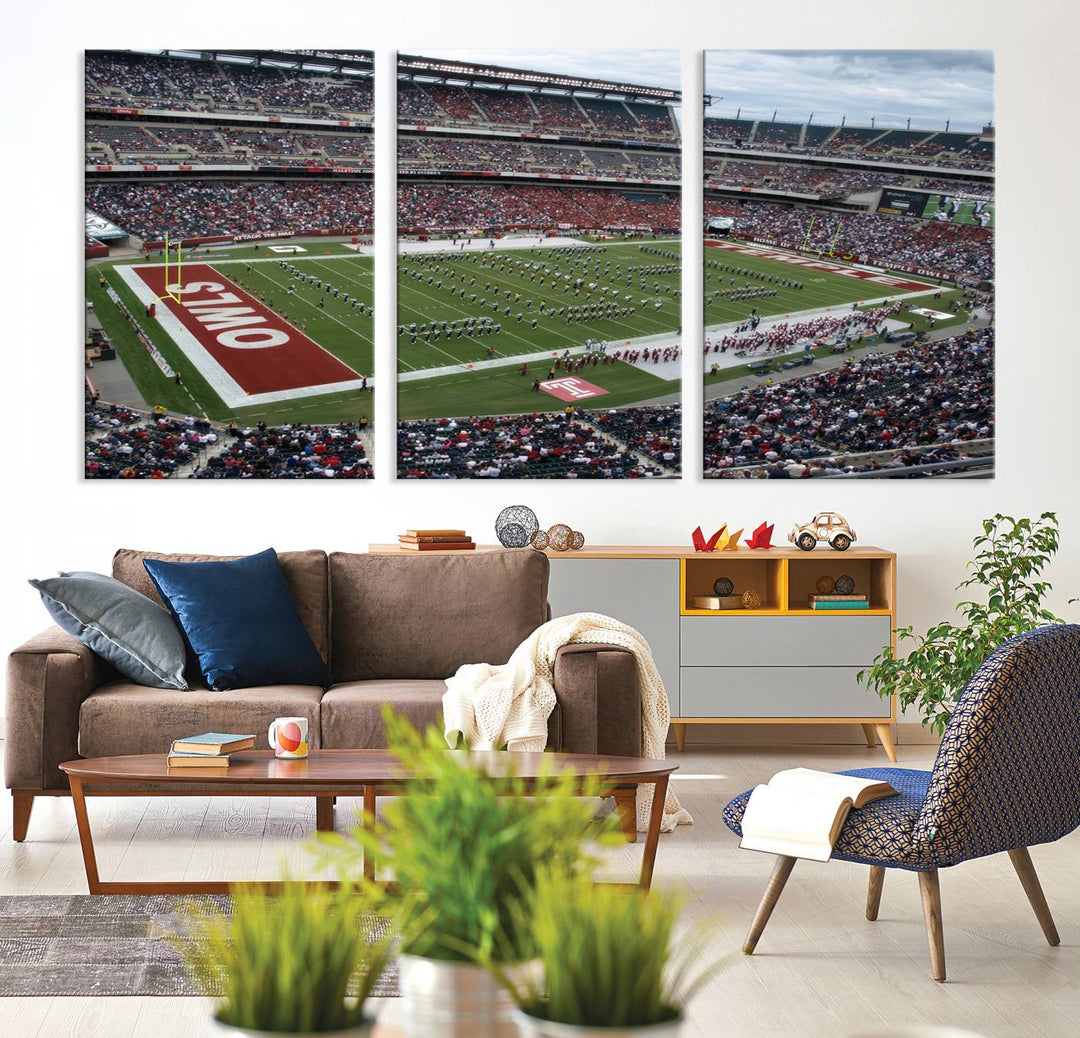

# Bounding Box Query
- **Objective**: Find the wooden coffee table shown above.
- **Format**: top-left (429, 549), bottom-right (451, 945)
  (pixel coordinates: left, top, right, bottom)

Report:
top-left (59, 749), bottom-right (676, 895)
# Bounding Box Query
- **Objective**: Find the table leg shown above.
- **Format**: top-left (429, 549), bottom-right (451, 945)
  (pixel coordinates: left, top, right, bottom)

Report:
top-left (638, 775), bottom-right (669, 890)
top-left (612, 787), bottom-right (638, 844)
top-left (69, 778), bottom-right (102, 895)
top-left (315, 796), bottom-right (335, 832)
top-left (363, 785), bottom-right (376, 881)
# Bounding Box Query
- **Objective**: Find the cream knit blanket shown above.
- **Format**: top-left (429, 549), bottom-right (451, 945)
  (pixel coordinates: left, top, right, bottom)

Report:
top-left (442, 612), bottom-right (692, 833)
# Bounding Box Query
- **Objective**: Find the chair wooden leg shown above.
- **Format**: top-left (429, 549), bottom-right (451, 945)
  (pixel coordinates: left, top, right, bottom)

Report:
top-left (12, 792), bottom-right (34, 842)
top-left (672, 723), bottom-right (687, 752)
top-left (866, 865), bottom-right (885, 920)
top-left (743, 855), bottom-right (796, 955)
top-left (861, 723), bottom-right (877, 748)
top-left (315, 796), bottom-right (334, 832)
top-left (1007, 847), bottom-right (1060, 946)
top-left (917, 869), bottom-right (946, 982)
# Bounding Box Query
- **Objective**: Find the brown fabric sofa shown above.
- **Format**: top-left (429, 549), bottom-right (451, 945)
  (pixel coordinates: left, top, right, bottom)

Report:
top-left (6, 548), bottom-right (641, 840)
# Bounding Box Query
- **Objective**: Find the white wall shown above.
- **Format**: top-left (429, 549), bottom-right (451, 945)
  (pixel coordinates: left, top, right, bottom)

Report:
top-left (2, 1), bottom-right (1079, 723)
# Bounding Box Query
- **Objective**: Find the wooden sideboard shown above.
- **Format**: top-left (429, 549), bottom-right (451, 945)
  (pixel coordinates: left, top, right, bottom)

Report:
top-left (367, 544), bottom-right (898, 760)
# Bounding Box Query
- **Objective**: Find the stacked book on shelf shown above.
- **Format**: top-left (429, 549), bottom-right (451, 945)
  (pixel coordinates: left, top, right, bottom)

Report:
top-left (397, 529), bottom-right (475, 552)
top-left (807, 594), bottom-right (870, 611)
top-left (167, 732), bottom-right (255, 768)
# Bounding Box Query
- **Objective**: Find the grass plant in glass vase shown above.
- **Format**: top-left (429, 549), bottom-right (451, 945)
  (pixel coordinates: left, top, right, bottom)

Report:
top-left (312, 708), bottom-right (622, 1038)
top-left (860, 513), bottom-right (1072, 733)
top-left (499, 869), bottom-right (722, 1037)
top-left (173, 880), bottom-right (394, 1037)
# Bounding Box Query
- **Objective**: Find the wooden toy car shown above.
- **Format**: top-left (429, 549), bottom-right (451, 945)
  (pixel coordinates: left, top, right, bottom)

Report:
top-left (789, 512), bottom-right (856, 552)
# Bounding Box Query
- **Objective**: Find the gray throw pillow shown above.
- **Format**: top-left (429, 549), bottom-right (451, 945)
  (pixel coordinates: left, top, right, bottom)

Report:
top-left (29, 571), bottom-right (188, 690)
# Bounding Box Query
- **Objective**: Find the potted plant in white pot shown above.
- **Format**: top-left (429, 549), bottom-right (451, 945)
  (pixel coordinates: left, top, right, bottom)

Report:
top-left (314, 710), bottom-right (619, 1038)
top-left (174, 880), bottom-right (393, 1037)
top-left (501, 870), bottom-right (722, 1037)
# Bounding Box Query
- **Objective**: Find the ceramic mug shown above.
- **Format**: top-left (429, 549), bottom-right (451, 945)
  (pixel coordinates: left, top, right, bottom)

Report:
top-left (268, 716), bottom-right (309, 759)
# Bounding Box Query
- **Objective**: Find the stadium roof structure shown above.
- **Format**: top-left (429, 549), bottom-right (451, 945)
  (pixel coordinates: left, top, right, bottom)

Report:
top-left (398, 54), bottom-right (679, 104)
top-left (106, 49), bottom-right (374, 76)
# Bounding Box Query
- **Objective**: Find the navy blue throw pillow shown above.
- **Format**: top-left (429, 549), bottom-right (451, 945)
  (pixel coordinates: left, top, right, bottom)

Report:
top-left (143, 549), bottom-right (332, 691)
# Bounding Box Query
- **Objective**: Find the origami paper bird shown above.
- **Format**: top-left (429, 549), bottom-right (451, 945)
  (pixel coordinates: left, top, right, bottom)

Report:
top-left (745, 522), bottom-right (775, 549)
top-left (722, 528), bottom-right (744, 551)
top-left (692, 525), bottom-right (726, 552)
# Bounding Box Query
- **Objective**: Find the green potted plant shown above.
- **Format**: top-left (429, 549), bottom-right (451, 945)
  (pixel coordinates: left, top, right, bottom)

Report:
top-left (174, 880), bottom-right (393, 1037)
top-left (314, 710), bottom-right (619, 1038)
top-left (500, 870), bottom-right (721, 1037)
top-left (860, 513), bottom-right (1072, 733)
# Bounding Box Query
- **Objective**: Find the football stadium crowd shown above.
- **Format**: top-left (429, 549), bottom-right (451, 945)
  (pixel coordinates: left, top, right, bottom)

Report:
top-left (85, 52), bottom-right (373, 117)
top-left (704, 117), bottom-right (992, 170)
top-left (86, 122), bottom-right (374, 168)
top-left (397, 138), bottom-right (678, 180)
top-left (703, 329), bottom-right (994, 477)
top-left (396, 79), bottom-right (677, 141)
top-left (85, 405), bottom-right (373, 478)
top-left (399, 184), bottom-right (680, 233)
top-left (703, 160), bottom-right (989, 199)
top-left (397, 406), bottom-right (681, 478)
top-left (85, 180), bottom-right (373, 239)
top-left (703, 198), bottom-right (993, 281)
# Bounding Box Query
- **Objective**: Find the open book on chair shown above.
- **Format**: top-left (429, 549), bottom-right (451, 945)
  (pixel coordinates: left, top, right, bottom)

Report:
top-left (740, 768), bottom-right (898, 862)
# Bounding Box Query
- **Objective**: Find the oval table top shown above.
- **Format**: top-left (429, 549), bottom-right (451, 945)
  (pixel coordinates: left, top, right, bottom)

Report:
top-left (59, 748), bottom-right (677, 785)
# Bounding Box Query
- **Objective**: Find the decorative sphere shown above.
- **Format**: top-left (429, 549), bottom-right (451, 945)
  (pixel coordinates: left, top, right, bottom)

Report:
top-left (713, 577), bottom-right (734, 597)
top-left (495, 505), bottom-right (539, 548)
top-left (547, 524), bottom-right (573, 551)
top-left (570, 530), bottom-right (585, 550)
top-left (530, 529), bottom-right (549, 551)
top-left (816, 575), bottom-right (836, 594)
top-left (741, 589), bottom-right (761, 609)
top-left (835, 574), bottom-right (856, 595)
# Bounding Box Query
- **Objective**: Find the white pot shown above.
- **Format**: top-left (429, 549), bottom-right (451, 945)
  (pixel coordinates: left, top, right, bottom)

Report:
top-left (398, 953), bottom-right (519, 1038)
top-left (210, 1015), bottom-right (374, 1037)
top-left (511, 1008), bottom-right (685, 1038)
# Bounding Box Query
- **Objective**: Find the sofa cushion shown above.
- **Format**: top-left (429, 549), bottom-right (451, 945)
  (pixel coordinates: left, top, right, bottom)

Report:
top-left (329, 550), bottom-right (549, 681)
top-left (112, 549), bottom-right (330, 664)
top-left (29, 571), bottom-right (188, 690)
top-left (143, 549), bottom-right (332, 691)
top-left (321, 680), bottom-right (561, 750)
top-left (79, 681), bottom-right (323, 758)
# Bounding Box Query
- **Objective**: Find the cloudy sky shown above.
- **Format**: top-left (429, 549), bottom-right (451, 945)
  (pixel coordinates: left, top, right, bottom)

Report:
top-left (428, 50), bottom-right (682, 96)
top-left (705, 50), bottom-right (993, 132)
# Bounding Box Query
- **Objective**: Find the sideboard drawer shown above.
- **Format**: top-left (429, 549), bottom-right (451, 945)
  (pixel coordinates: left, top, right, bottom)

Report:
top-left (680, 615), bottom-right (892, 668)
top-left (680, 666), bottom-right (891, 718)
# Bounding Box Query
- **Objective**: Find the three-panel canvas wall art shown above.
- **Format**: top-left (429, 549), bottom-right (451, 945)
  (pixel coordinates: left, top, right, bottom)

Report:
top-left (84, 49), bottom-right (994, 480)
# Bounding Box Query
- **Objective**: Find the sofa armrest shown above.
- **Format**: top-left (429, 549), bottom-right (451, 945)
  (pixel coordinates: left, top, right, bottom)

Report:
top-left (552, 643), bottom-right (641, 758)
top-left (5, 626), bottom-right (109, 791)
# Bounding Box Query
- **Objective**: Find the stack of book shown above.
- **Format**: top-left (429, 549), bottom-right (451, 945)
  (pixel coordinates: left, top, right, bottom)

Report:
top-left (397, 529), bottom-right (475, 551)
top-left (167, 732), bottom-right (255, 768)
top-left (807, 594), bottom-right (869, 611)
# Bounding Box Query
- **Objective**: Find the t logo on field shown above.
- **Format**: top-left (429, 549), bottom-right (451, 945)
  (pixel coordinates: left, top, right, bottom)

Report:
top-left (540, 377), bottom-right (609, 401)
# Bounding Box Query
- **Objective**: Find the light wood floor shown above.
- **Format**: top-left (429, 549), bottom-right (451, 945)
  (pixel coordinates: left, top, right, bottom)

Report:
top-left (1, 740), bottom-right (1077, 1038)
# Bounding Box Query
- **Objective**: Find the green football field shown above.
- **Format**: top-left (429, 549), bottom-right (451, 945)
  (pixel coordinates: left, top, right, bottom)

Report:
top-left (86, 241), bottom-right (374, 426)
top-left (397, 240), bottom-right (682, 420)
top-left (703, 244), bottom-right (933, 327)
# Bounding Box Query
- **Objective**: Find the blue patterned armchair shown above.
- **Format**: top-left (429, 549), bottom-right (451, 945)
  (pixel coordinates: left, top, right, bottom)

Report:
top-left (723, 624), bottom-right (1080, 981)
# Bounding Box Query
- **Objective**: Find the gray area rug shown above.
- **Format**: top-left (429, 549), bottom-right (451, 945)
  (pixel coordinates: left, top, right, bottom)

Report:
top-left (0, 895), bottom-right (399, 997)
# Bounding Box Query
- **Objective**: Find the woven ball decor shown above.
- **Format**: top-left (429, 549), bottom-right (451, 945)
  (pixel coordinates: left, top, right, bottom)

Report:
top-left (495, 505), bottom-right (539, 548)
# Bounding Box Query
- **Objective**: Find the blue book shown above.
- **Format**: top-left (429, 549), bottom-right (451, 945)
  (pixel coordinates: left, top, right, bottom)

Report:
top-left (170, 732), bottom-right (255, 755)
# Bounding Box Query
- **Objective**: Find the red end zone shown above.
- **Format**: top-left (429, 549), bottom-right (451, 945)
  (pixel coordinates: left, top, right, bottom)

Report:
top-left (130, 263), bottom-right (359, 396)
